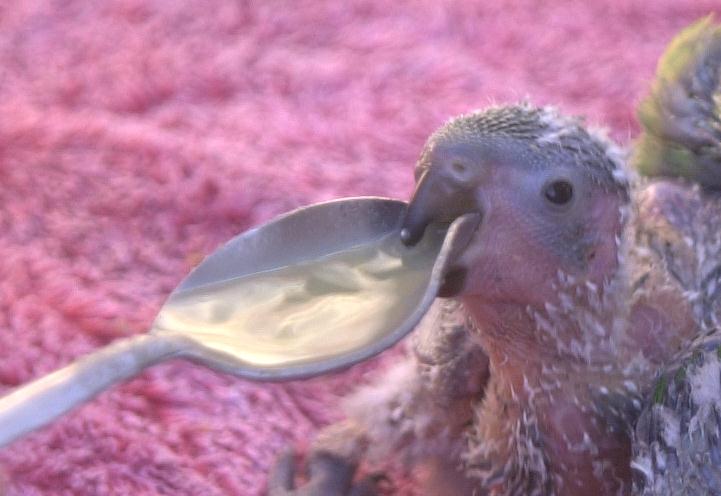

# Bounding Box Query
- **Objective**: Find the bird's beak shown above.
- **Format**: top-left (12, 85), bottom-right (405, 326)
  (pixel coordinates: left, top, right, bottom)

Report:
top-left (400, 169), bottom-right (479, 247)
top-left (400, 169), bottom-right (482, 297)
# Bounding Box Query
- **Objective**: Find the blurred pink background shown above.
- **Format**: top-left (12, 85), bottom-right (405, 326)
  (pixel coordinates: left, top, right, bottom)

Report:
top-left (1, 1), bottom-right (720, 494)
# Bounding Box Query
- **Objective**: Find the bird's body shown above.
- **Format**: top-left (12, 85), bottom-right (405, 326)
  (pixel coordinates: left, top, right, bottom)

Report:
top-left (333, 123), bottom-right (717, 496)
top-left (269, 17), bottom-right (721, 496)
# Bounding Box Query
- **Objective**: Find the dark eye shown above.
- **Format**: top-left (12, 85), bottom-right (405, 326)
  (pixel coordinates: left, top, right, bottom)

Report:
top-left (544, 180), bottom-right (574, 205)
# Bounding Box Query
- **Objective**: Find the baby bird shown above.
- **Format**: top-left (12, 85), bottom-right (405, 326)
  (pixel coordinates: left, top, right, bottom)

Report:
top-left (269, 16), bottom-right (721, 496)
top-left (629, 15), bottom-right (721, 496)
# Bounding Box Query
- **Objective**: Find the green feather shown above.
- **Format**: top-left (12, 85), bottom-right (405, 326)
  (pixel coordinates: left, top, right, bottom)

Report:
top-left (652, 374), bottom-right (668, 405)
top-left (633, 16), bottom-right (721, 188)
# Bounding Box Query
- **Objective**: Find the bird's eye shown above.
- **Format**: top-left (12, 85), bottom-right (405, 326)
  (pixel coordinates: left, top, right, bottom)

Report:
top-left (544, 180), bottom-right (574, 205)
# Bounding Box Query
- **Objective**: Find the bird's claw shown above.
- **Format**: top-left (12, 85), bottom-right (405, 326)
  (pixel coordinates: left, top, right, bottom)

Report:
top-left (268, 449), bottom-right (386, 496)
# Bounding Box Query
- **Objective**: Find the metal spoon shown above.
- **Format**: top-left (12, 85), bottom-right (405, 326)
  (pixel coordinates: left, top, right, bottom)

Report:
top-left (0, 197), bottom-right (479, 448)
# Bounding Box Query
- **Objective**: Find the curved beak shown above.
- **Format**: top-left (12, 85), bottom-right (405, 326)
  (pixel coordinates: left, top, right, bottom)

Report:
top-left (400, 169), bottom-right (479, 247)
top-left (400, 169), bottom-right (482, 297)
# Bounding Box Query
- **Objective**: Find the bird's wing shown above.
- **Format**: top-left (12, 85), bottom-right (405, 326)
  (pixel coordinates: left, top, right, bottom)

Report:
top-left (632, 16), bottom-right (721, 188)
top-left (411, 298), bottom-right (490, 404)
top-left (632, 336), bottom-right (721, 495)
top-left (346, 298), bottom-right (489, 448)
top-left (631, 18), bottom-right (721, 494)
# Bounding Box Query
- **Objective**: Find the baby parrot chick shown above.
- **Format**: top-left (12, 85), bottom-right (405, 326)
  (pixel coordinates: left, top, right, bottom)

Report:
top-left (269, 16), bottom-right (721, 496)
top-left (630, 15), bottom-right (721, 496)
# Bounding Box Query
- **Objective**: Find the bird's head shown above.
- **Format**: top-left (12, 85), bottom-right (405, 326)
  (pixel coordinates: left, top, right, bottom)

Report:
top-left (402, 105), bottom-right (630, 309)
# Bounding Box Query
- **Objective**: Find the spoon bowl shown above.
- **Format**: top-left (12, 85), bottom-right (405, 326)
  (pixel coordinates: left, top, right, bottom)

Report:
top-left (0, 197), bottom-right (479, 447)
top-left (157, 197), bottom-right (456, 380)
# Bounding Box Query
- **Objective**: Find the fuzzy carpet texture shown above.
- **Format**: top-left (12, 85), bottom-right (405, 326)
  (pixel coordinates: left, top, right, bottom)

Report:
top-left (1, 1), bottom-right (721, 494)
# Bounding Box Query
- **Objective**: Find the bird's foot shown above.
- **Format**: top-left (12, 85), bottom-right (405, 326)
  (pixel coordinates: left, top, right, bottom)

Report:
top-left (268, 449), bottom-right (387, 496)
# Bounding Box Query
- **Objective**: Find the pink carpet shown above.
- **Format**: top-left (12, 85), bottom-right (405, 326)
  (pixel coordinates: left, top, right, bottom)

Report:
top-left (1, 1), bottom-right (720, 494)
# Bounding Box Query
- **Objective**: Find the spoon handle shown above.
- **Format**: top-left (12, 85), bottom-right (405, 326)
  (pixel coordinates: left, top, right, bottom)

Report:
top-left (0, 333), bottom-right (186, 448)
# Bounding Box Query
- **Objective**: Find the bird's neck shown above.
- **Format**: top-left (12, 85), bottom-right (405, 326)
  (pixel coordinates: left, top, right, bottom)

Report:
top-left (463, 269), bottom-right (635, 379)
top-left (459, 249), bottom-right (703, 494)
top-left (461, 278), bottom-right (644, 495)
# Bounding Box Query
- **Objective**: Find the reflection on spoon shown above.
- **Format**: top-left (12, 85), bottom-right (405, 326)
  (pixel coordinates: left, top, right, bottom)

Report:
top-left (0, 197), bottom-right (479, 449)
top-left (155, 232), bottom-right (438, 367)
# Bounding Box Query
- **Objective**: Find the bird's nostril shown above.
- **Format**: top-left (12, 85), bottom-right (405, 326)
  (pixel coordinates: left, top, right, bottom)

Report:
top-left (452, 161), bottom-right (468, 174)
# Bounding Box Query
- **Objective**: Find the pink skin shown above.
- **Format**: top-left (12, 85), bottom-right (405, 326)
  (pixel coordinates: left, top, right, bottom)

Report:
top-left (460, 181), bottom-right (631, 495)
top-left (456, 165), bottom-right (621, 307)
top-left (405, 151), bottom-right (697, 494)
